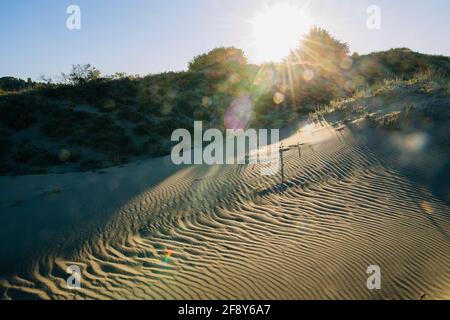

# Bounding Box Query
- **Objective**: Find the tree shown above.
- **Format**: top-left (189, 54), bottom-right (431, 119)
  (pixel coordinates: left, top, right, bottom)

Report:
top-left (289, 27), bottom-right (349, 70)
top-left (62, 64), bottom-right (101, 85)
top-left (38, 74), bottom-right (54, 84)
top-left (287, 27), bottom-right (352, 102)
top-left (188, 47), bottom-right (247, 72)
top-left (0, 77), bottom-right (31, 91)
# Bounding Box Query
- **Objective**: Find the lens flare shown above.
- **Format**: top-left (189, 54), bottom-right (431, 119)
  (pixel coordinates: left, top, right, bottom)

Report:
top-left (340, 57), bottom-right (353, 70)
top-left (420, 201), bottom-right (434, 215)
top-left (202, 96), bottom-right (210, 107)
top-left (163, 249), bottom-right (174, 263)
top-left (273, 92), bottom-right (285, 105)
top-left (224, 95), bottom-right (253, 130)
top-left (303, 69), bottom-right (314, 81)
top-left (58, 149), bottom-right (71, 162)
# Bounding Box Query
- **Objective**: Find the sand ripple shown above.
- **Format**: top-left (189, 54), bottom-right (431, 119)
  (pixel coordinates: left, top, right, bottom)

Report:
top-left (1, 123), bottom-right (449, 300)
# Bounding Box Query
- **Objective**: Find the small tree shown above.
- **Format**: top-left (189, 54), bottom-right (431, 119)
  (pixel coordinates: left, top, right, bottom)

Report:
top-left (290, 27), bottom-right (349, 69)
top-left (62, 64), bottom-right (101, 85)
top-left (287, 27), bottom-right (351, 102)
top-left (38, 74), bottom-right (54, 84)
top-left (188, 47), bottom-right (247, 72)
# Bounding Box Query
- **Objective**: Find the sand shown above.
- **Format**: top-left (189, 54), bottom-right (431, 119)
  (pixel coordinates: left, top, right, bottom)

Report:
top-left (0, 120), bottom-right (449, 300)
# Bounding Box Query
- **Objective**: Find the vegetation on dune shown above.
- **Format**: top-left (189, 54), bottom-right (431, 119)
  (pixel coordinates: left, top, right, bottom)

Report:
top-left (286, 27), bottom-right (352, 103)
top-left (309, 69), bottom-right (450, 204)
top-left (311, 70), bottom-right (450, 149)
top-left (351, 48), bottom-right (450, 84)
top-left (0, 77), bottom-right (34, 92)
top-left (0, 28), bottom-right (449, 175)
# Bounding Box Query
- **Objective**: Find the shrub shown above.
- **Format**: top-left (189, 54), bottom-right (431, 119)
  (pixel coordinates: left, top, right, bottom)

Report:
top-left (0, 96), bottom-right (37, 130)
top-left (13, 144), bottom-right (59, 166)
top-left (117, 107), bottom-right (144, 123)
top-left (0, 138), bottom-right (13, 154)
top-left (188, 47), bottom-right (247, 72)
top-left (61, 64), bottom-right (101, 86)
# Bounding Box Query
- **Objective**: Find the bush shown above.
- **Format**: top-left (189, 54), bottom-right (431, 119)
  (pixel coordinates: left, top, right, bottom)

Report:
top-left (13, 144), bottom-right (59, 166)
top-left (0, 138), bottom-right (12, 154)
top-left (62, 64), bottom-right (101, 86)
top-left (0, 96), bottom-right (37, 130)
top-left (188, 47), bottom-right (247, 72)
top-left (117, 107), bottom-right (144, 123)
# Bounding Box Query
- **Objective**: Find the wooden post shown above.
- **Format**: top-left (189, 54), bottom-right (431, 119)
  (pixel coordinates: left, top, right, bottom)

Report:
top-left (280, 144), bottom-right (284, 185)
top-left (297, 142), bottom-right (301, 158)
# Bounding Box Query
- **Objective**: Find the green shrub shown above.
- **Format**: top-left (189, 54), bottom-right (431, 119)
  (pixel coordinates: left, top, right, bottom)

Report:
top-left (13, 144), bottom-right (59, 166)
top-left (0, 138), bottom-right (13, 154)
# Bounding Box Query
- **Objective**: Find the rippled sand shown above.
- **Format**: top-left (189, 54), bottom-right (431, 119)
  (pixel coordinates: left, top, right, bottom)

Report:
top-left (0, 122), bottom-right (449, 300)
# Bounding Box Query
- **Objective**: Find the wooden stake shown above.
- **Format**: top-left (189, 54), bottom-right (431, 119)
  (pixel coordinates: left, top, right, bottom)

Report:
top-left (280, 144), bottom-right (284, 185)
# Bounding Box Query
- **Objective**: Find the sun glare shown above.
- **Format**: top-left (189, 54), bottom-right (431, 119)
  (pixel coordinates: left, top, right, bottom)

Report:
top-left (251, 3), bottom-right (312, 63)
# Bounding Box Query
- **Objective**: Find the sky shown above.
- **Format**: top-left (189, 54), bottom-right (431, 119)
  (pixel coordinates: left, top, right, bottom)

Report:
top-left (1, 0), bottom-right (449, 80)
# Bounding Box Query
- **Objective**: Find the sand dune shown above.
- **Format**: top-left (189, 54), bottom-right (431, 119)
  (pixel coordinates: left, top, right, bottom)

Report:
top-left (0, 121), bottom-right (449, 300)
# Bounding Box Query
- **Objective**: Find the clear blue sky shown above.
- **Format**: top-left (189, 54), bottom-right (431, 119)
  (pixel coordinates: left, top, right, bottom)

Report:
top-left (1, 0), bottom-right (449, 80)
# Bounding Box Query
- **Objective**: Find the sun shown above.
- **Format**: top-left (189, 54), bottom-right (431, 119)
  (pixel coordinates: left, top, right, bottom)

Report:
top-left (251, 3), bottom-right (312, 63)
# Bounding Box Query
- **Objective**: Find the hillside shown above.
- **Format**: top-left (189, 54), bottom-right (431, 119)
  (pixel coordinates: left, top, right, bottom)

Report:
top-left (0, 47), bottom-right (449, 176)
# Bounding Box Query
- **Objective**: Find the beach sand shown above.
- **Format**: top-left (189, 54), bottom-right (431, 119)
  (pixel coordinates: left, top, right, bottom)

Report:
top-left (0, 120), bottom-right (449, 300)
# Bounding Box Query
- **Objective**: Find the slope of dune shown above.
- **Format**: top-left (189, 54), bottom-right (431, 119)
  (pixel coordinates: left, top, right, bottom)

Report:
top-left (0, 118), bottom-right (449, 300)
